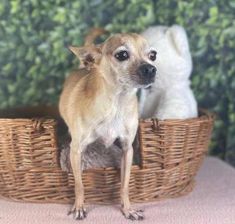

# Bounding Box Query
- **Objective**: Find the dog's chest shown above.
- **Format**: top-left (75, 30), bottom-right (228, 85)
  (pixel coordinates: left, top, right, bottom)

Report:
top-left (94, 106), bottom-right (125, 147)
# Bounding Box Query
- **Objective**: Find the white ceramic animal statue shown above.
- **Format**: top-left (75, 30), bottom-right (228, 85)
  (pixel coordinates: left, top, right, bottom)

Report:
top-left (139, 25), bottom-right (198, 119)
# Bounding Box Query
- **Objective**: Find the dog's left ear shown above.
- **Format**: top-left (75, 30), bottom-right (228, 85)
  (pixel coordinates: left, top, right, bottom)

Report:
top-left (68, 45), bottom-right (102, 67)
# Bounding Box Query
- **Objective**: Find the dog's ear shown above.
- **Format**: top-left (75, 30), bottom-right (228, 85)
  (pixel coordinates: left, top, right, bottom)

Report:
top-left (166, 25), bottom-right (190, 57)
top-left (68, 45), bottom-right (102, 67)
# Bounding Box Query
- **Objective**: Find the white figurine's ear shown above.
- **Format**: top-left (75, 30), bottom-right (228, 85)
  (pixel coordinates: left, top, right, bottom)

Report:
top-left (166, 25), bottom-right (190, 56)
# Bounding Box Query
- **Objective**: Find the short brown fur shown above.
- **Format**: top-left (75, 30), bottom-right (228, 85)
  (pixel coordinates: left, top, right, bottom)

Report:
top-left (59, 32), bottom-right (156, 220)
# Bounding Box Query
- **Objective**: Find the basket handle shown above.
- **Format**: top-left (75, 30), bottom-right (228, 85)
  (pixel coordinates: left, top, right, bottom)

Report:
top-left (199, 108), bottom-right (216, 120)
top-left (151, 118), bottom-right (160, 131)
top-left (32, 118), bottom-right (45, 131)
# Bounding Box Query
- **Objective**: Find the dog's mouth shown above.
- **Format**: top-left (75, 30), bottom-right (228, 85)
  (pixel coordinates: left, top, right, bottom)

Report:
top-left (143, 83), bottom-right (153, 89)
top-left (118, 74), bottom-right (155, 89)
top-left (130, 75), bottom-right (155, 88)
top-left (138, 82), bottom-right (154, 89)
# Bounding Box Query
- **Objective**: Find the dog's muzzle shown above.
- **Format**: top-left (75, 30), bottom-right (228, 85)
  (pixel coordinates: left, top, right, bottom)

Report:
top-left (138, 63), bottom-right (156, 85)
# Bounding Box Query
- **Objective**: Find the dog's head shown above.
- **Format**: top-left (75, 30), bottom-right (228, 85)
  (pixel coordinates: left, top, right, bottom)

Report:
top-left (101, 33), bottom-right (157, 88)
top-left (69, 33), bottom-right (157, 88)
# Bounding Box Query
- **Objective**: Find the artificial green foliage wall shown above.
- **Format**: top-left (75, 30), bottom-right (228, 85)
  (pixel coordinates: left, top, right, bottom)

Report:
top-left (0, 0), bottom-right (235, 165)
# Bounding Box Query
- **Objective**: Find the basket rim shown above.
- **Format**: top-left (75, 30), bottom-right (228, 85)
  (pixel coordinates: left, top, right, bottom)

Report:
top-left (0, 118), bottom-right (56, 122)
top-left (139, 108), bottom-right (215, 124)
top-left (0, 108), bottom-right (215, 123)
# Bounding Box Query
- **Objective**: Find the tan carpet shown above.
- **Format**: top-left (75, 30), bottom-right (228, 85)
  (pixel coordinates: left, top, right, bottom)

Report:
top-left (0, 157), bottom-right (235, 224)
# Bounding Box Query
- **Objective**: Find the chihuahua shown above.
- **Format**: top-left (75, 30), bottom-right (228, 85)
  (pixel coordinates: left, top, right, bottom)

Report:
top-left (59, 32), bottom-right (157, 220)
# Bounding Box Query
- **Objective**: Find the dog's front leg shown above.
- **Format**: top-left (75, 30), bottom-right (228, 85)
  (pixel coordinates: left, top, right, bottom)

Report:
top-left (120, 140), bottom-right (144, 220)
top-left (68, 138), bottom-right (87, 220)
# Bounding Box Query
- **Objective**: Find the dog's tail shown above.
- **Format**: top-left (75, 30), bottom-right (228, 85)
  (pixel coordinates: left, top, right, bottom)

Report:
top-left (84, 28), bottom-right (108, 46)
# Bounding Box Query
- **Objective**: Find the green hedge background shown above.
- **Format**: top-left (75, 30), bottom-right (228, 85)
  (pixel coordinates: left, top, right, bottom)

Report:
top-left (0, 0), bottom-right (235, 166)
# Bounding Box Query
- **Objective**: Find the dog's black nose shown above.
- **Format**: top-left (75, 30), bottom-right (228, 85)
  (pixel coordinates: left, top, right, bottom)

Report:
top-left (138, 63), bottom-right (156, 83)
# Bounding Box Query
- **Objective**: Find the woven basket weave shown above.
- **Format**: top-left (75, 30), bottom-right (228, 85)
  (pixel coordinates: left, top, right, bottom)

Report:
top-left (0, 107), bottom-right (214, 204)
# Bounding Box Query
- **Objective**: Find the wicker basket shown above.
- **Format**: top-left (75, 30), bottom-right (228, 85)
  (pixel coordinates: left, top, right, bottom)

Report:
top-left (0, 107), bottom-right (214, 204)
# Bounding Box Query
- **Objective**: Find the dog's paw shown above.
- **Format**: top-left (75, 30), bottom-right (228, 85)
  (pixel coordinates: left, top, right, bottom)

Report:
top-left (121, 208), bottom-right (144, 221)
top-left (68, 205), bottom-right (87, 220)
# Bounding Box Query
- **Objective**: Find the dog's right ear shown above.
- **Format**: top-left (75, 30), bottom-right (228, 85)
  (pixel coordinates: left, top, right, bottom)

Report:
top-left (68, 45), bottom-right (102, 67)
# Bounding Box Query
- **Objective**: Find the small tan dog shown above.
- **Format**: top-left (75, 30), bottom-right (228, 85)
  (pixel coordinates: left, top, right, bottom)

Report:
top-left (59, 32), bottom-right (157, 220)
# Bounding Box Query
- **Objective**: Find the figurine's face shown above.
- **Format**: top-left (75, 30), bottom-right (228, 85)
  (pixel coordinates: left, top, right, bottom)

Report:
top-left (142, 26), bottom-right (192, 80)
top-left (102, 33), bottom-right (157, 88)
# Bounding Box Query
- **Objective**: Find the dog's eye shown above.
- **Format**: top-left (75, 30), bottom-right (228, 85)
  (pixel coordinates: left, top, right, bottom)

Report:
top-left (115, 51), bottom-right (129, 61)
top-left (149, 50), bottom-right (157, 61)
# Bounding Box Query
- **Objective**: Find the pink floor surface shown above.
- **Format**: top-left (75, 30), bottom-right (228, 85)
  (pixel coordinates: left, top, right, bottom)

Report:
top-left (0, 157), bottom-right (235, 224)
